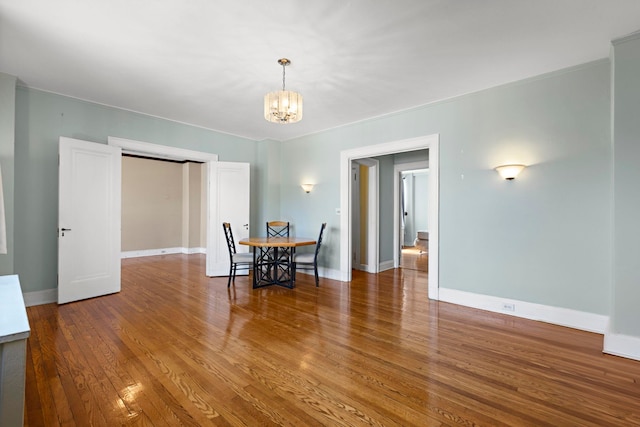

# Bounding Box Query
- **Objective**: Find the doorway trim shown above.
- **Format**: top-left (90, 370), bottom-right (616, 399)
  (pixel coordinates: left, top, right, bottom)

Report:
top-left (108, 137), bottom-right (218, 162)
top-left (107, 136), bottom-right (219, 260)
top-left (339, 134), bottom-right (439, 300)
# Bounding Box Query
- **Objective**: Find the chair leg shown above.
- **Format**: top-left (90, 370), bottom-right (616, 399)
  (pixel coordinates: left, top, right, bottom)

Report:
top-left (227, 263), bottom-right (234, 287)
top-left (314, 263), bottom-right (319, 287)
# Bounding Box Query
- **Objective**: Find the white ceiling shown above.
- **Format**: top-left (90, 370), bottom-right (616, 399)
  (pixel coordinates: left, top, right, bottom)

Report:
top-left (2, 1), bottom-right (640, 142)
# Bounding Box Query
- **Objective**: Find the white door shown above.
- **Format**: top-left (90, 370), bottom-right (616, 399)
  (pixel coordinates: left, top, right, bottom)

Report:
top-left (206, 161), bottom-right (250, 276)
top-left (58, 137), bottom-right (122, 304)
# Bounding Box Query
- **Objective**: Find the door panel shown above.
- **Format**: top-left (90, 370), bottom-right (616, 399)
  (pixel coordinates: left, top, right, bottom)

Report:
top-left (206, 161), bottom-right (250, 276)
top-left (58, 137), bottom-right (121, 304)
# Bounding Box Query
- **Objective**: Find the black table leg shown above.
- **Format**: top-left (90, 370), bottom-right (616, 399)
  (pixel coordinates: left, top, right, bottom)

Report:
top-left (252, 245), bottom-right (295, 289)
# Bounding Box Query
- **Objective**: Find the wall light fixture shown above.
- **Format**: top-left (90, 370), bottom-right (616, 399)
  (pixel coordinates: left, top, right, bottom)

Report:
top-left (495, 164), bottom-right (526, 180)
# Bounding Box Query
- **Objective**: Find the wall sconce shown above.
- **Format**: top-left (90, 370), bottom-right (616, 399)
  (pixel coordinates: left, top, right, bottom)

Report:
top-left (495, 164), bottom-right (526, 180)
top-left (301, 183), bottom-right (314, 193)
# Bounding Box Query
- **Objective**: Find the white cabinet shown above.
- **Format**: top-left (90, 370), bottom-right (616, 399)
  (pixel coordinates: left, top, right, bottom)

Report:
top-left (0, 275), bottom-right (30, 427)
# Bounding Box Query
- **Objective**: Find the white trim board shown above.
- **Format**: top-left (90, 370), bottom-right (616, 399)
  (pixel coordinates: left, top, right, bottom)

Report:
top-left (438, 288), bottom-right (609, 334)
top-left (379, 260), bottom-right (395, 272)
top-left (295, 266), bottom-right (342, 283)
top-left (108, 137), bottom-right (218, 162)
top-left (604, 330), bottom-right (640, 362)
top-left (121, 247), bottom-right (206, 259)
top-left (23, 288), bottom-right (57, 307)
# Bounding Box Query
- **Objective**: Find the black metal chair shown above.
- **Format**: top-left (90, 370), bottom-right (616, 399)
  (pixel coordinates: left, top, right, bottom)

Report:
top-left (293, 223), bottom-right (326, 287)
top-left (265, 221), bottom-right (290, 277)
top-left (222, 222), bottom-right (253, 287)
top-left (266, 220), bottom-right (289, 237)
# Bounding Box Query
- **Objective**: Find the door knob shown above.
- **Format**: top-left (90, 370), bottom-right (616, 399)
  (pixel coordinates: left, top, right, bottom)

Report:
top-left (61, 228), bottom-right (72, 237)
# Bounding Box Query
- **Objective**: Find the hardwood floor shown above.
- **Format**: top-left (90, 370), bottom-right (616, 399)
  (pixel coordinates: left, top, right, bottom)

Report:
top-left (25, 254), bottom-right (640, 426)
top-left (400, 247), bottom-right (428, 272)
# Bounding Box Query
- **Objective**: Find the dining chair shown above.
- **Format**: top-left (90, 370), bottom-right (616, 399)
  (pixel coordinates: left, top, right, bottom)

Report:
top-left (265, 221), bottom-right (290, 275)
top-left (222, 222), bottom-right (253, 287)
top-left (266, 220), bottom-right (289, 237)
top-left (293, 223), bottom-right (326, 287)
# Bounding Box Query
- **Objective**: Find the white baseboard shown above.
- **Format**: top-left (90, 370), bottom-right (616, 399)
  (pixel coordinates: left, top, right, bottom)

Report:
top-left (323, 267), bottom-right (343, 282)
top-left (379, 260), bottom-right (395, 272)
top-left (438, 288), bottom-right (608, 334)
top-left (121, 247), bottom-right (205, 259)
top-left (185, 247), bottom-right (206, 255)
top-left (296, 266), bottom-right (343, 282)
top-left (23, 288), bottom-right (57, 307)
top-left (604, 329), bottom-right (640, 361)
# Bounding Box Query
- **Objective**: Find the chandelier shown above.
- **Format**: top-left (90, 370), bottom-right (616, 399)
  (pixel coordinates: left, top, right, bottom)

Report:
top-left (264, 58), bottom-right (303, 124)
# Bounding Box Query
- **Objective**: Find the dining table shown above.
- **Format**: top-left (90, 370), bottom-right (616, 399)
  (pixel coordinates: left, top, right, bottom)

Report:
top-left (239, 236), bottom-right (316, 289)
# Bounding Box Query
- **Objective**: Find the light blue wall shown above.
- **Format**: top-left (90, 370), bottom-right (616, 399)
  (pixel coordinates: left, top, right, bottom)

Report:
top-left (282, 60), bottom-right (612, 315)
top-left (255, 138), bottom-right (283, 236)
top-left (413, 173), bottom-right (428, 232)
top-left (394, 150), bottom-right (429, 165)
top-left (14, 88), bottom-right (259, 293)
top-left (0, 73), bottom-right (16, 275)
top-left (612, 33), bottom-right (640, 336)
top-left (277, 134), bottom-right (340, 268)
top-left (378, 155), bottom-right (394, 263)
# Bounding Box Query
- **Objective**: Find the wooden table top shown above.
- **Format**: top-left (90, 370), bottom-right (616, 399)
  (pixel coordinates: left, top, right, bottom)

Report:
top-left (239, 237), bottom-right (316, 248)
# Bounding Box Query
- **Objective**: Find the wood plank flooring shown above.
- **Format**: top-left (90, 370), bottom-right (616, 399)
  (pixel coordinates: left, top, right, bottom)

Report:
top-left (24, 254), bottom-right (640, 426)
top-left (400, 247), bottom-right (428, 271)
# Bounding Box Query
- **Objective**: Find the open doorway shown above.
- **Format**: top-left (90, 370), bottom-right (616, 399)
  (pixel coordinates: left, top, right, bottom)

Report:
top-left (108, 137), bottom-right (251, 279)
top-left (393, 161), bottom-right (429, 271)
top-left (107, 137), bottom-right (218, 264)
top-left (339, 134), bottom-right (439, 300)
top-left (121, 155), bottom-right (206, 258)
top-left (398, 166), bottom-right (429, 272)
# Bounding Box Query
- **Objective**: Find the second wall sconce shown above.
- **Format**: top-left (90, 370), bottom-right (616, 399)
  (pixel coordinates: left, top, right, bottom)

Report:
top-left (301, 183), bottom-right (314, 193)
top-left (495, 164), bottom-right (526, 180)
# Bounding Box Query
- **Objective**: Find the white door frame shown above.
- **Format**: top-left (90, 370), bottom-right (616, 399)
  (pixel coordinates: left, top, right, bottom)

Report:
top-left (108, 137), bottom-right (218, 163)
top-left (107, 136), bottom-right (218, 257)
top-left (393, 161), bottom-right (428, 268)
top-left (340, 134), bottom-right (439, 300)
